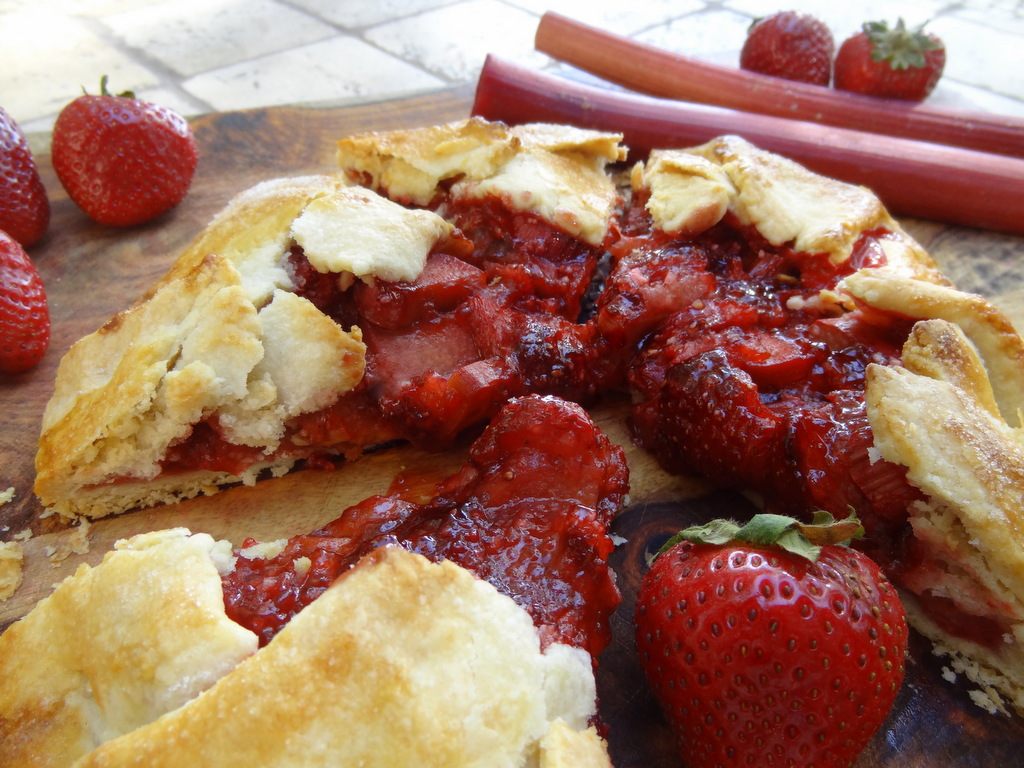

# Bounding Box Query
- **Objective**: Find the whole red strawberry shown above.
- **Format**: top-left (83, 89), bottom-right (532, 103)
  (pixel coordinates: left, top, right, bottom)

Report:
top-left (833, 19), bottom-right (946, 101)
top-left (52, 77), bottom-right (197, 227)
top-left (0, 107), bottom-right (50, 247)
top-left (635, 512), bottom-right (907, 768)
top-left (0, 229), bottom-right (50, 373)
top-left (739, 11), bottom-right (835, 86)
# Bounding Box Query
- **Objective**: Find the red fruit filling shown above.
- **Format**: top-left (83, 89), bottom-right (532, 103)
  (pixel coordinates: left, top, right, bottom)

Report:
top-left (144, 181), bottom-right (1012, 658)
top-left (221, 394), bottom-right (629, 659)
top-left (158, 198), bottom-right (611, 472)
top-left (601, 216), bottom-right (919, 526)
top-left (597, 207), bottom-right (1010, 653)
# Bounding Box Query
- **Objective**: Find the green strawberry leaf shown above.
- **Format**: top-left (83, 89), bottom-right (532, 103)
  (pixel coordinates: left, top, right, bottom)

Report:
top-left (661, 518), bottom-right (741, 552)
top-left (655, 510), bottom-right (864, 563)
top-left (864, 18), bottom-right (942, 71)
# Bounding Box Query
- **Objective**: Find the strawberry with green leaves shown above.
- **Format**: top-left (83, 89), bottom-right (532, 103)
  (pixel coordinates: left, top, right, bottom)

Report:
top-left (52, 77), bottom-right (198, 227)
top-left (834, 19), bottom-right (946, 101)
top-left (635, 512), bottom-right (907, 768)
top-left (0, 107), bottom-right (50, 247)
top-left (0, 229), bottom-right (49, 373)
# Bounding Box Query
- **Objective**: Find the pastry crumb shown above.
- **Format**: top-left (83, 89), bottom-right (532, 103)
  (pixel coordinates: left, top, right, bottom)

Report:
top-left (0, 540), bottom-right (24, 601)
top-left (45, 519), bottom-right (92, 566)
top-left (0, 486), bottom-right (14, 505)
top-left (968, 688), bottom-right (1002, 715)
top-left (238, 538), bottom-right (288, 561)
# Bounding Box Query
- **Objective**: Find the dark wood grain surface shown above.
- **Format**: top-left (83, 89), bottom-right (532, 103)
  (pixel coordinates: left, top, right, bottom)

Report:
top-left (2, 84), bottom-right (1024, 766)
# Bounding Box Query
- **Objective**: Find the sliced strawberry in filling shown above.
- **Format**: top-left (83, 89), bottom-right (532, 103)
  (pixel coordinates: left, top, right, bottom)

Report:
top-left (631, 349), bottom-right (789, 491)
top-left (604, 216), bottom-right (1006, 652)
top-left (443, 197), bottom-right (603, 319)
top-left (159, 198), bottom-right (612, 472)
top-left (353, 251), bottom-right (486, 329)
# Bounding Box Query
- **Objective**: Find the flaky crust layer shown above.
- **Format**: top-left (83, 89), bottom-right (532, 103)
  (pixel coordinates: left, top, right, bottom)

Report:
top-left (71, 546), bottom-right (609, 768)
top-left (0, 529), bottom-right (257, 767)
top-left (867, 320), bottom-right (1024, 714)
top-left (34, 175), bottom-right (475, 520)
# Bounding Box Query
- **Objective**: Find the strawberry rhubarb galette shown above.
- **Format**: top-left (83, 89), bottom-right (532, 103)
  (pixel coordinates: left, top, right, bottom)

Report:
top-left (23, 117), bottom-right (1024, 751)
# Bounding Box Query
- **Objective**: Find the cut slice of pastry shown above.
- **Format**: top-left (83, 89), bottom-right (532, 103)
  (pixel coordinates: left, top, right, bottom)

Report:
top-left (33, 177), bottom-right (440, 521)
top-left (0, 529), bottom-right (257, 767)
top-left (866, 318), bottom-right (1024, 715)
top-left (34, 121), bottom-right (628, 522)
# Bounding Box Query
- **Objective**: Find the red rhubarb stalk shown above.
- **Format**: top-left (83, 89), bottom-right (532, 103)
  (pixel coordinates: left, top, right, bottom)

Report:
top-left (472, 55), bottom-right (1024, 236)
top-left (534, 11), bottom-right (1024, 160)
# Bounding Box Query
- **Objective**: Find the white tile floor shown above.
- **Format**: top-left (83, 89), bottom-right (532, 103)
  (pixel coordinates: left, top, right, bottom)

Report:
top-left (2, 0), bottom-right (1023, 138)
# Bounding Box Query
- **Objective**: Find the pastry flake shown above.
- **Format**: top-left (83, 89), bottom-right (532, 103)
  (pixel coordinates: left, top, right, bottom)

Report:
top-left (292, 185), bottom-right (454, 283)
top-left (633, 149), bottom-right (735, 236)
top-left (0, 541), bottom-right (22, 602)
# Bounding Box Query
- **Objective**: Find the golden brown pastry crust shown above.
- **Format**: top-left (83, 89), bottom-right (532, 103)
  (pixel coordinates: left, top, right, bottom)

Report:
top-left (33, 174), bottom-right (474, 520)
top-left (867, 320), bottom-right (1024, 714)
top-left (845, 268), bottom-right (1024, 426)
top-left (337, 118), bottom-right (626, 246)
top-left (0, 529), bottom-right (257, 767)
top-left (71, 546), bottom-right (610, 768)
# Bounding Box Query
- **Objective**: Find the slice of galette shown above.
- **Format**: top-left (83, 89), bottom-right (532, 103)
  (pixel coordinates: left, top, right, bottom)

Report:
top-left (34, 120), bottom-right (626, 521)
top-left (867, 317), bottom-right (1024, 714)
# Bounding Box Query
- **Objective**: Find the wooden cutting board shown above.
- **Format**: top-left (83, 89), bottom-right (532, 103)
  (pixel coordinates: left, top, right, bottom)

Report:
top-left (2, 84), bottom-right (1024, 766)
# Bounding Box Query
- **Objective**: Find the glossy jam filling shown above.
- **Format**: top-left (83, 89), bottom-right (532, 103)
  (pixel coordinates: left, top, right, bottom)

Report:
top-left (594, 207), bottom-right (1007, 651)
top-left (602, 216), bottom-right (920, 520)
top-left (221, 395), bottom-right (629, 658)
top-left (160, 191), bottom-right (1000, 656)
